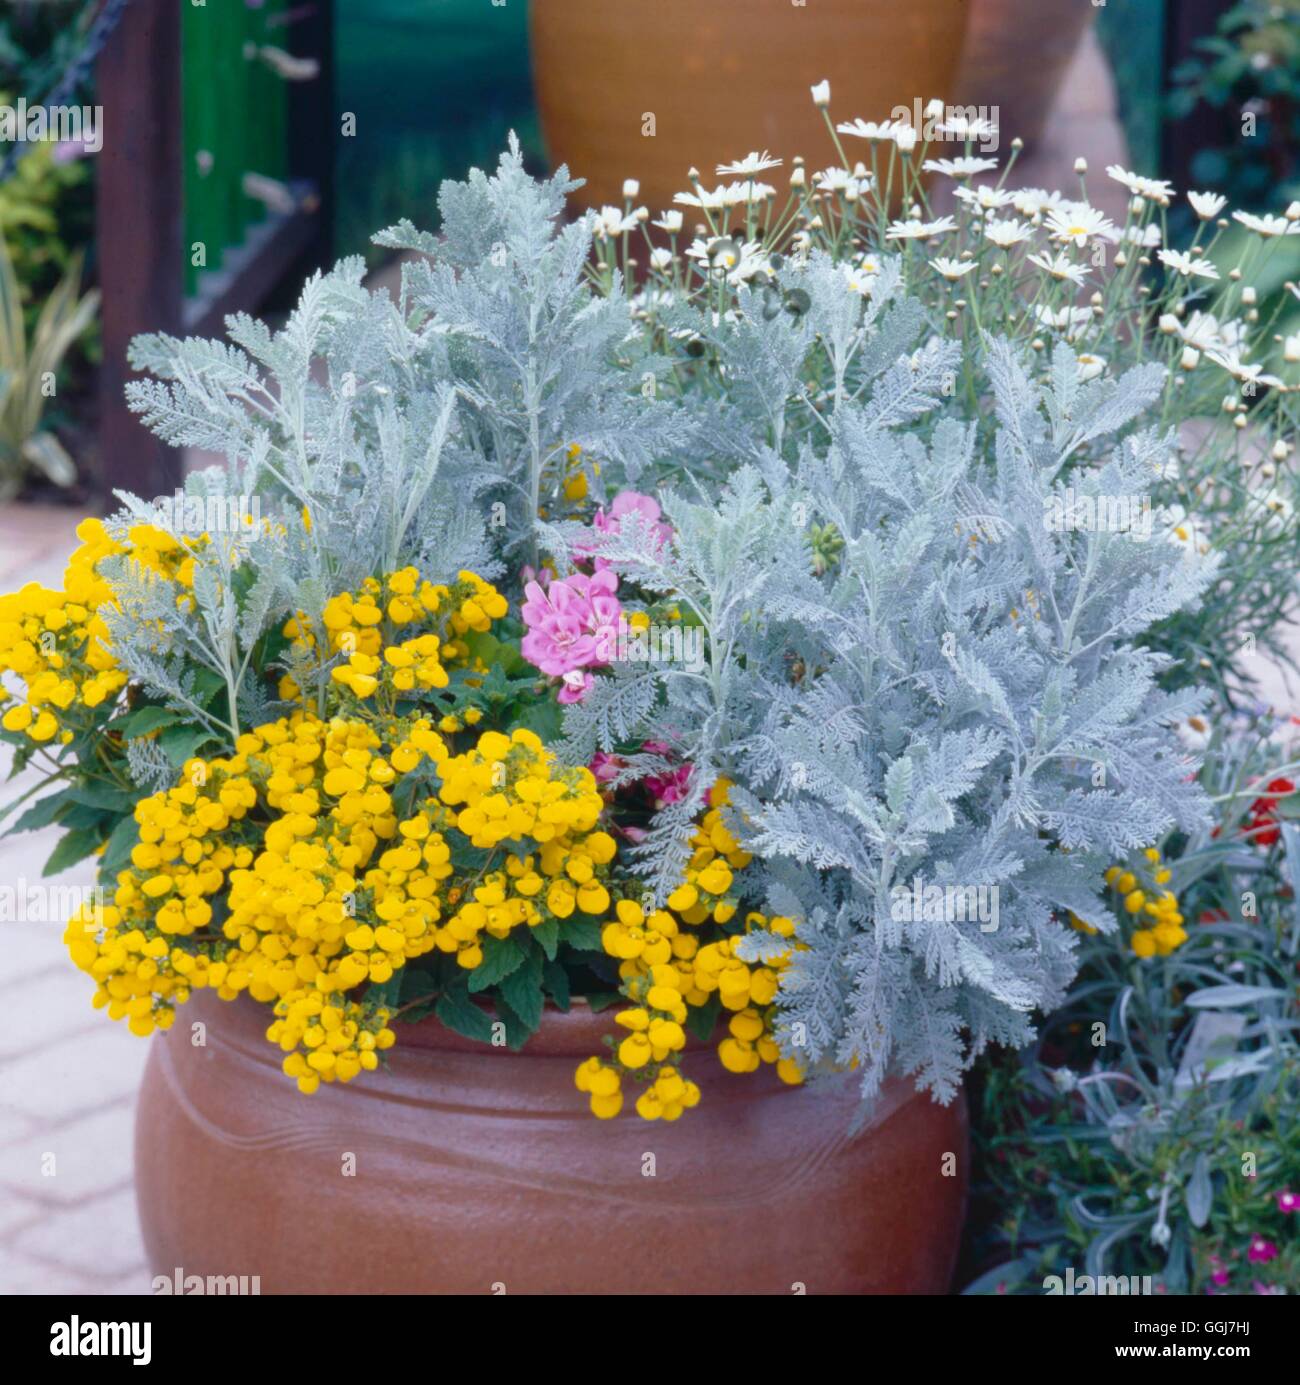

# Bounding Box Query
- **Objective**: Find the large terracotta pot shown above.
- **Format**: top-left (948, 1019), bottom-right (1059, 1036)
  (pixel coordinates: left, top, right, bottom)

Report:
top-left (136, 990), bottom-right (968, 1293)
top-left (954, 0), bottom-right (1096, 149)
top-left (530, 0), bottom-right (971, 216)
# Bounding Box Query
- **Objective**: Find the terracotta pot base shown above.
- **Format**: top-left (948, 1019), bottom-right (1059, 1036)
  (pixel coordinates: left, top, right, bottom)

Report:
top-left (136, 992), bottom-right (967, 1293)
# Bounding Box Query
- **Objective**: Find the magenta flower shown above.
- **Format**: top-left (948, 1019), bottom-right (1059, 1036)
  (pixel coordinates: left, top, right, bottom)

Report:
top-left (520, 569), bottom-right (621, 703)
top-left (1246, 1235), bottom-right (1278, 1264)
top-left (1277, 1190), bottom-right (1299, 1214)
top-left (646, 763), bottom-right (694, 806)
top-left (589, 750), bottom-right (625, 785)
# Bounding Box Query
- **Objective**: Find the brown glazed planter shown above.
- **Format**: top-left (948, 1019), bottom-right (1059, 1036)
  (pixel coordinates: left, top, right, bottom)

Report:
top-left (530, 0), bottom-right (971, 216)
top-left (136, 990), bottom-right (968, 1293)
top-left (954, 0), bottom-right (1096, 149)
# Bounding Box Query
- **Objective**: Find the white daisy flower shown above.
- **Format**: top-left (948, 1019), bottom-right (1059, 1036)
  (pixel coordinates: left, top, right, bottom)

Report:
top-left (1175, 311), bottom-right (1232, 352)
top-left (936, 114), bottom-right (998, 142)
top-left (1121, 223), bottom-right (1163, 247)
top-left (1284, 334), bottom-right (1300, 363)
top-left (723, 180), bottom-right (775, 204)
top-left (1105, 165), bottom-right (1174, 202)
top-left (836, 117), bottom-right (902, 141)
top-left (716, 151), bottom-right (782, 176)
top-left (1187, 190), bottom-right (1227, 220)
top-left (591, 206), bottom-right (638, 237)
top-left (929, 256), bottom-right (976, 281)
top-left (841, 262), bottom-right (878, 296)
top-left (922, 156), bottom-right (999, 179)
top-left (685, 236), bottom-right (769, 285)
top-left (1232, 210), bottom-right (1300, 237)
top-left (1011, 187), bottom-right (1066, 220)
top-left (1157, 249), bottom-right (1220, 280)
top-left (1046, 204), bottom-right (1116, 246)
top-left (1027, 251), bottom-right (1088, 285)
top-left (885, 215), bottom-right (957, 242)
top-left (813, 166), bottom-right (868, 199)
top-left (648, 247), bottom-right (673, 272)
top-left (983, 217), bottom-right (1033, 248)
top-left (1076, 353), bottom-right (1106, 381)
top-left (954, 184), bottom-right (1016, 214)
top-left (673, 185), bottom-right (730, 210)
top-left (1161, 504), bottom-right (1212, 558)
top-left (1174, 713), bottom-right (1213, 751)
top-left (1033, 303), bottom-right (1093, 332)
top-left (652, 210), bottom-right (684, 233)
top-left (811, 80), bottom-right (831, 108)
top-left (1205, 348), bottom-right (1284, 388)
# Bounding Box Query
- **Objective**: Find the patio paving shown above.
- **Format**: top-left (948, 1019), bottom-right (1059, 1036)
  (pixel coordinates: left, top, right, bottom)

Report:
top-left (0, 28), bottom-right (1295, 1296)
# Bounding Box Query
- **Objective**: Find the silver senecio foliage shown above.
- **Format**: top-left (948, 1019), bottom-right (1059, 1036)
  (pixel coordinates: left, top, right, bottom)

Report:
top-left (120, 141), bottom-right (1216, 1109)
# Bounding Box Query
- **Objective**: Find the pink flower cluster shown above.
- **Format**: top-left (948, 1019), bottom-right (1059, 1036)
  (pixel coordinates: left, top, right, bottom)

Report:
top-left (521, 568), bottom-right (621, 703)
top-left (584, 491), bottom-right (674, 571)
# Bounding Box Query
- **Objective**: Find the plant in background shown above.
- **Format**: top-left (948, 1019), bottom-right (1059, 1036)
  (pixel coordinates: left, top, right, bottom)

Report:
top-left (1168, 0), bottom-right (1300, 216)
top-left (0, 122), bottom-right (94, 329)
top-left (963, 711), bottom-right (1300, 1295)
top-left (0, 230), bottom-right (97, 498)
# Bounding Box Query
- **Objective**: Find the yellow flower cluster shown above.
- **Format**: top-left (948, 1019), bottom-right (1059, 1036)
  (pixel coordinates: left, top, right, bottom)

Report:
top-left (64, 709), bottom-right (453, 1088)
top-left (1106, 846), bottom-right (1186, 956)
top-left (434, 727), bottom-right (614, 967)
top-left (284, 568), bottom-right (507, 706)
top-left (1069, 846), bottom-right (1186, 956)
top-left (0, 518), bottom-right (192, 743)
top-left (575, 784), bottom-right (803, 1121)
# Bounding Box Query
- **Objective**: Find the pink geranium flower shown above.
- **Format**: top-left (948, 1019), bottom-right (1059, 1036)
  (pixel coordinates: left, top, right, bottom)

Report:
top-left (520, 569), bottom-right (621, 703)
top-left (582, 490), bottom-right (674, 570)
top-left (1277, 1190), bottom-right (1299, 1214)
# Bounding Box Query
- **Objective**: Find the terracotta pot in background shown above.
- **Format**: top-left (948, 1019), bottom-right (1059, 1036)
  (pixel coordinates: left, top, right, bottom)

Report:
top-left (954, 0), bottom-right (1096, 149)
top-left (530, 0), bottom-right (971, 216)
top-left (136, 990), bottom-right (968, 1293)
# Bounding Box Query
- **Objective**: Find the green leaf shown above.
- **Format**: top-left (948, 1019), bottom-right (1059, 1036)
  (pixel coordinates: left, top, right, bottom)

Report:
top-left (542, 958), bottom-right (571, 1011)
top-left (112, 705), bottom-right (184, 737)
top-left (42, 827), bottom-right (102, 877)
top-left (585, 991), bottom-right (622, 1013)
top-left (10, 786), bottom-right (77, 833)
top-left (466, 933), bottom-right (526, 993)
top-left (685, 993), bottom-right (721, 1043)
top-left (367, 974), bottom-right (403, 1012)
top-left (493, 993), bottom-right (535, 1051)
top-left (434, 985), bottom-right (494, 1043)
top-left (559, 916), bottom-right (602, 953)
top-left (99, 813), bottom-right (140, 879)
top-left (512, 696), bottom-right (565, 743)
top-left (498, 944), bottom-right (544, 1033)
top-left (531, 918), bottom-right (560, 960)
top-left (160, 722), bottom-right (222, 769)
top-left (69, 782), bottom-right (137, 814)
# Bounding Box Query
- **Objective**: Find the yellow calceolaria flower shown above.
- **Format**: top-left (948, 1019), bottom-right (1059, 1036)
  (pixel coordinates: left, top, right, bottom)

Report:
top-left (573, 781), bottom-right (804, 1121)
top-left (0, 516), bottom-right (156, 745)
top-left (284, 568), bottom-right (508, 713)
top-left (63, 710), bottom-right (451, 1084)
top-left (432, 727), bottom-right (616, 968)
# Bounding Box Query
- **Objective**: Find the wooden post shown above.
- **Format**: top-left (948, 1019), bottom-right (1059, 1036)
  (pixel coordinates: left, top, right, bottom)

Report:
top-left (95, 0), bottom-right (184, 507)
top-left (1161, 0), bottom-right (1237, 196)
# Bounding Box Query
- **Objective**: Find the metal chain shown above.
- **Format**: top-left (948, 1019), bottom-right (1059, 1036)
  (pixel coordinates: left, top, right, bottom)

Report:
top-left (0, 0), bottom-right (134, 183)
